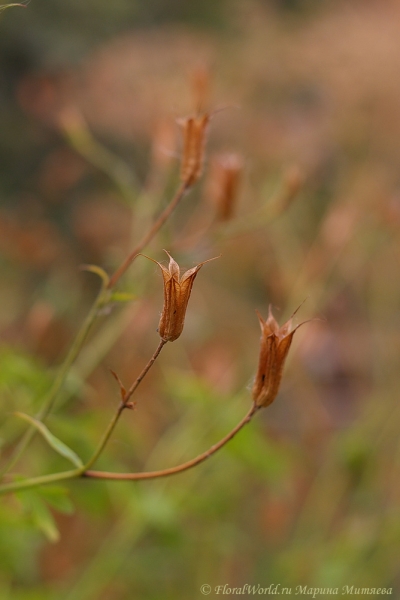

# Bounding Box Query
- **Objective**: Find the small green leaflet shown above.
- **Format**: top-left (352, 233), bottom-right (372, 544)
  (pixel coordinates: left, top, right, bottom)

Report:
top-left (80, 264), bottom-right (110, 288)
top-left (0, 3), bottom-right (26, 12)
top-left (109, 291), bottom-right (136, 303)
top-left (14, 412), bottom-right (84, 469)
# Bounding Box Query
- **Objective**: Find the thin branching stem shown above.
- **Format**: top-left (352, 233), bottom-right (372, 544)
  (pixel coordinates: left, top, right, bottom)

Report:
top-left (107, 180), bottom-right (190, 289)
top-left (0, 403), bottom-right (258, 496)
top-left (0, 468), bottom-right (82, 496)
top-left (84, 403), bottom-right (258, 481)
top-left (83, 339), bottom-right (167, 471)
top-left (124, 339), bottom-right (167, 404)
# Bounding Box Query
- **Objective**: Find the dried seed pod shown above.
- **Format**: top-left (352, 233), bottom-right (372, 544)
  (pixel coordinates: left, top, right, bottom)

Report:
top-left (147, 251), bottom-right (218, 342)
top-left (208, 152), bottom-right (244, 221)
top-left (252, 306), bottom-right (307, 408)
top-left (179, 114), bottom-right (210, 186)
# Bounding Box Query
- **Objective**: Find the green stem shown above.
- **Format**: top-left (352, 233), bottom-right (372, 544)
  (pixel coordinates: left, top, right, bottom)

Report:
top-left (0, 403), bottom-right (258, 496)
top-left (0, 468), bottom-right (81, 496)
top-left (0, 340), bottom-right (168, 494)
top-left (63, 127), bottom-right (139, 206)
top-left (83, 404), bottom-right (125, 473)
top-left (0, 288), bottom-right (108, 477)
top-left (38, 290), bottom-right (108, 421)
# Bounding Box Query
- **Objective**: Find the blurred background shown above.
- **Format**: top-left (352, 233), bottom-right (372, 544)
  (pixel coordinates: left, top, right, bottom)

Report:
top-left (1, 0), bottom-right (400, 598)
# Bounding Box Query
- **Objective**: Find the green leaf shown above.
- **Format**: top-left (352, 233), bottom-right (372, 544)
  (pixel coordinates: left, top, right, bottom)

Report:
top-left (16, 490), bottom-right (60, 543)
top-left (109, 291), bottom-right (136, 303)
top-left (14, 412), bottom-right (84, 469)
top-left (38, 486), bottom-right (75, 515)
top-left (31, 498), bottom-right (60, 543)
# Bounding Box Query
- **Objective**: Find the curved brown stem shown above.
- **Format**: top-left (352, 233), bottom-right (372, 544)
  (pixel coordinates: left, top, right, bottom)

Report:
top-left (108, 180), bottom-right (190, 289)
top-left (84, 402), bottom-right (259, 481)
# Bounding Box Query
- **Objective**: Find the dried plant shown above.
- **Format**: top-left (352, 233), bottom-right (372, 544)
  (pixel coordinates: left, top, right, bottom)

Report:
top-left (252, 306), bottom-right (308, 408)
top-left (0, 74), bottom-right (308, 498)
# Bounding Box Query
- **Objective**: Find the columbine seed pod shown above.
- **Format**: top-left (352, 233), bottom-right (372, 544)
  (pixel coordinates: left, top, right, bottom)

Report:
top-left (208, 152), bottom-right (244, 222)
top-left (151, 251), bottom-right (217, 342)
top-left (252, 306), bottom-right (306, 408)
top-left (179, 114), bottom-right (210, 187)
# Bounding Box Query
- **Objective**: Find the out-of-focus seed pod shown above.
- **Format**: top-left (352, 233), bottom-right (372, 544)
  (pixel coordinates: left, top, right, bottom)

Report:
top-left (178, 114), bottom-right (210, 187)
top-left (207, 152), bottom-right (244, 221)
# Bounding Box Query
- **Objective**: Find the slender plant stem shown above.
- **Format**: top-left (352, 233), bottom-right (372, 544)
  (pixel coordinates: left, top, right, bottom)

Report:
top-left (124, 339), bottom-right (166, 404)
top-left (107, 180), bottom-right (189, 289)
top-left (83, 339), bottom-right (167, 471)
top-left (83, 404), bottom-right (126, 473)
top-left (63, 126), bottom-right (139, 206)
top-left (37, 290), bottom-right (108, 422)
top-left (0, 468), bottom-right (81, 496)
top-left (84, 403), bottom-right (258, 481)
top-left (0, 403), bottom-right (258, 496)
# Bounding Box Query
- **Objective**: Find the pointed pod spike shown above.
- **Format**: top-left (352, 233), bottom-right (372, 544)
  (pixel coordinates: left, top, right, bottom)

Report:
top-left (110, 369), bottom-right (127, 401)
top-left (137, 252), bottom-right (159, 266)
top-left (289, 297), bottom-right (309, 321)
top-left (280, 299), bottom-right (309, 335)
top-left (255, 309), bottom-right (266, 330)
top-left (199, 254), bottom-right (221, 266)
top-left (138, 253), bottom-right (170, 276)
top-left (266, 305), bottom-right (279, 333)
top-left (163, 250), bottom-right (180, 279)
top-left (180, 255), bottom-right (220, 283)
top-left (291, 318), bottom-right (315, 333)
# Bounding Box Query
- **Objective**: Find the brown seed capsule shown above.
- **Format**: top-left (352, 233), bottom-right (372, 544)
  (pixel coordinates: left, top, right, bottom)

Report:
top-left (208, 152), bottom-right (244, 221)
top-left (252, 306), bottom-right (306, 408)
top-left (151, 251), bottom-right (217, 342)
top-left (179, 113), bottom-right (210, 187)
